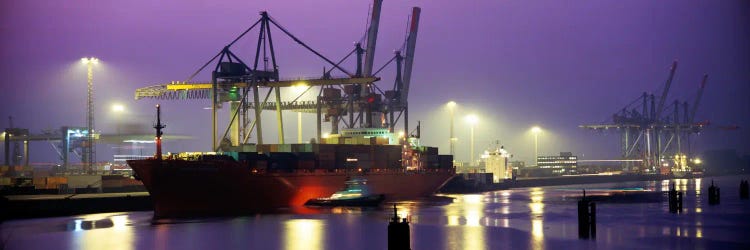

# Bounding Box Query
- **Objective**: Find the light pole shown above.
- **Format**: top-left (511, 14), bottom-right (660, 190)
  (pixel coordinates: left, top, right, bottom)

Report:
top-left (81, 57), bottom-right (98, 172)
top-left (298, 112), bottom-right (302, 144)
top-left (466, 114), bottom-right (478, 166)
top-left (447, 101), bottom-right (456, 156)
top-left (532, 126), bottom-right (542, 167)
top-left (291, 84), bottom-right (307, 144)
top-left (112, 104), bottom-right (125, 160)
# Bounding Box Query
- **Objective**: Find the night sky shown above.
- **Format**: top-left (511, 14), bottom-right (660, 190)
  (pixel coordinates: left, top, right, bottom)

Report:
top-left (1, 0), bottom-right (748, 165)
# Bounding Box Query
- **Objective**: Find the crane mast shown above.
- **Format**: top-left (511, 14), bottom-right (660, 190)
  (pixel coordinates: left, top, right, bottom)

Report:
top-left (690, 74), bottom-right (708, 123)
top-left (655, 61), bottom-right (678, 120)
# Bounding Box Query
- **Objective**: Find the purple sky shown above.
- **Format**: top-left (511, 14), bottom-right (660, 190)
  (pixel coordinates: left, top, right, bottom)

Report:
top-left (1, 0), bottom-right (748, 165)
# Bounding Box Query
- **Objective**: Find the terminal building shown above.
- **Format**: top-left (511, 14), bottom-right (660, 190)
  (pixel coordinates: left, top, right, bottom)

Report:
top-left (536, 152), bottom-right (578, 176)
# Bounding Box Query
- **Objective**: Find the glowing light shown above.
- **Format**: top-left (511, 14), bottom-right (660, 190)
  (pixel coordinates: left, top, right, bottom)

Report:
top-left (464, 194), bottom-right (483, 204)
top-left (111, 215), bottom-right (128, 231)
top-left (112, 104), bottom-right (125, 113)
top-left (465, 210), bottom-right (481, 227)
top-left (465, 114), bottom-right (479, 125)
top-left (531, 219), bottom-right (544, 243)
top-left (446, 101), bottom-right (456, 109)
top-left (447, 215), bottom-right (460, 226)
top-left (291, 83), bottom-right (308, 94)
top-left (397, 205), bottom-right (411, 220)
top-left (285, 219), bottom-right (324, 250)
top-left (123, 140), bottom-right (155, 143)
top-left (442, 193), bottom-right (488, 249)
top-left (81, 57), bottom-right (99, 64)
top-left (501, 206), bottom-right (510, 215)
top-left (693, 158), bottom-right (702, 164)
top-left (531, 126), bottom-right (542, 134)
top-left (528, 188), bottom-right (545, 250)
top-left (322, 133), bottom-right (330, 139)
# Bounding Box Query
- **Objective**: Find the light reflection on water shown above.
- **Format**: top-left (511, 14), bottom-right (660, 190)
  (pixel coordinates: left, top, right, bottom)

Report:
top-left (69, 213), bottom-right (134, 250)
top-left (441, 194), bottom-right (487, 249)
top-left (284, 219), bottom-right (324, 250)
top-left (3, 175), bottom-right (750, 249)
top-left (528, 188), bottom-right (545, 250)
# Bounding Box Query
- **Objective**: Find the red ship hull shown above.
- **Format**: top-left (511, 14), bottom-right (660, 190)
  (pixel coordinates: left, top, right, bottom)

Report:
top-left (128, 159), bottom-right (454, 218)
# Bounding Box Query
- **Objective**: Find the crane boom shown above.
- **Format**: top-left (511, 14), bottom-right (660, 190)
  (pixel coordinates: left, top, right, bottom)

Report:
top-left (655, 61), bottom-right (678, 121)
top-left (690, 74), bottom-right (708, 122)
top-left (362, 0), bottom-right (383, 78)
top-left (400, 7), bottom-right (421, 105)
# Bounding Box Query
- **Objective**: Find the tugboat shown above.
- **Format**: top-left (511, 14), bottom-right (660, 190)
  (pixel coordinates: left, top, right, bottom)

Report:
top-left (305, 178), bottom-right (385, 207)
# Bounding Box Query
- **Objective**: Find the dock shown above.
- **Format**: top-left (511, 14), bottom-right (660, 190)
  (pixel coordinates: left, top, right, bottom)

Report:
top-left (1, 192), bottom-right (152, 220)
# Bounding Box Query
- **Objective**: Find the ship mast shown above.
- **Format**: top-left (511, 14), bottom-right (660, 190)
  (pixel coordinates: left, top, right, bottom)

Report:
top-left (154, 104), bottom-right (166, 160)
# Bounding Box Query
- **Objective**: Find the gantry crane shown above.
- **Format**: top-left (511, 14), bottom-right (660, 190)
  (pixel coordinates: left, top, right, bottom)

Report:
top-left (580, 61), bottom-right (711, 173)
top-left (133, 1), bottom-right (422, 151)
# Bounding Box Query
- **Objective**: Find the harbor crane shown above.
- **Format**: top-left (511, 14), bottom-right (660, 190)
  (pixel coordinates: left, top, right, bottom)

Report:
top-left (133, 1), bottom-right (422, 151)
top-left (580, 61), bottom-right (714, 174)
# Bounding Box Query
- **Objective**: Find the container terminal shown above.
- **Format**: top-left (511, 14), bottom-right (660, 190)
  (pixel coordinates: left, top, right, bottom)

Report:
top-left (0, 0), bottom-right (740, 218)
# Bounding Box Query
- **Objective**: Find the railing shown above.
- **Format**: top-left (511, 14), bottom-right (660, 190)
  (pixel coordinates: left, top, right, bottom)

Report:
top-left (250, 167), bottom-right (454, 176)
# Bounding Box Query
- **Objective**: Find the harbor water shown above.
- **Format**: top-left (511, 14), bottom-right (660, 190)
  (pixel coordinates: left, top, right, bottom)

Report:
top-left (3, 175), bottom-right (749, 249)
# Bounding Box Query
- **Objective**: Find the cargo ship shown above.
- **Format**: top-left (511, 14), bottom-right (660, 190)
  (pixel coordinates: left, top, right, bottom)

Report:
top-left (128, 107), bottom-right (454, 218)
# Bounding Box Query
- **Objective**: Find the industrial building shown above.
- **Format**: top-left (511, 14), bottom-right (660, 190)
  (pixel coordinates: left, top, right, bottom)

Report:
top-left (537, 152), bottom-right (578, 175)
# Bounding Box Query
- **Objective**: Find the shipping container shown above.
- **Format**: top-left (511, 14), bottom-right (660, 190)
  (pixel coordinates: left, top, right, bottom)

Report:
top-left (317, 151), bottom-right (335, 161)
top-left (376, 137), bottom-right (389, 145)
top-left (257, 144), bottom-right (271, 153)
top-left (33, 170), bottom-right (51, 178)
top-left (297, 160), bottom-right (316, 169)
top-left (33, 177), bottom-right (46, 186)
top-left (358, 160), bottom-right (374, 169)
top-left (102, 179), bottom-right (123, 188)
top-left (240, 144), bottom-right (257, 152)
top-left (318, 159), bottom-right (336, 169)
top-left (438, 155), bottom-right (454, 169)
top-left (269, 152), bottom-right (298, 170)
top-left (277, 144), bottom-right (292, 152)
top-left (47, 176), bottom-right (68, 185)
top-left (295, 152), bottom-right (316, 160)
top-left (67, 175), bottom-right (102, 189)
top-left (344, 137), bottom-right (354, 145)
top-left (0, 177), bottom-right (12, 185)
top-left (238, 152), bottom-right (259, 161)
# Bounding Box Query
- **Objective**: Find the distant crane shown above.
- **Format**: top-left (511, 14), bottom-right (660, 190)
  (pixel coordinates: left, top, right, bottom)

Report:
top-left (579, 61), bottom-right (715, 173)
top-left (5, 116), bottom-right (24, 166)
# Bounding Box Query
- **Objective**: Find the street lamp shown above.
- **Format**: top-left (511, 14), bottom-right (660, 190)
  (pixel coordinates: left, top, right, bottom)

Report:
top-left (112, 104), bottom-right (125, 113)
top-left (112, 103), bottom-right (125, 158)
top-left (81, 57), bottom-right (99, 172)
top-left (531, 126), bottom-right (542, 166)
top-left (466, 114), bottom-right (479, 166)
top-left (446, 101), bottom-right (457, 156)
